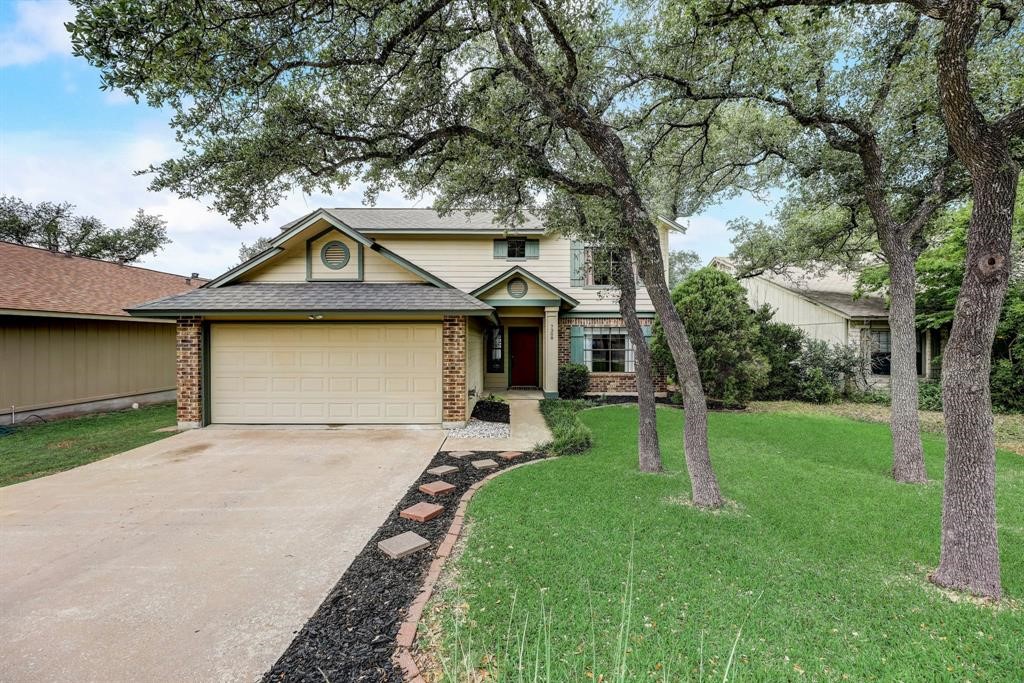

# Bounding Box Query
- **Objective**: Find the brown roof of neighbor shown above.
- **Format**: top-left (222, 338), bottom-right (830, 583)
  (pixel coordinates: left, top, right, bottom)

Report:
top-left (0, 241), bottom-right (206, 319)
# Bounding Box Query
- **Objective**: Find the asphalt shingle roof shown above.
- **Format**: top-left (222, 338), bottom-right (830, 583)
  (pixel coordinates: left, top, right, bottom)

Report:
top-left (128, 282), bottom-right (493, 315)
top-left (318, 208), bottom-right (545, 233)
top-left (0, 241), bottom-right (204, 318)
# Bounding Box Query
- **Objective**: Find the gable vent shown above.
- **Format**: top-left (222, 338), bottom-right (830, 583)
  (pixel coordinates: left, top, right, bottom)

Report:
top-left (507, 277), bottom-right (529, 298)
top-left (321, 240), bottom-right (351, 270)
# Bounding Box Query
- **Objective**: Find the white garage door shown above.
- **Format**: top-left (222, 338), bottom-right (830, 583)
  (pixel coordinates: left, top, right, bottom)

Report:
top-left (210, 323), bottom-right (442, 424)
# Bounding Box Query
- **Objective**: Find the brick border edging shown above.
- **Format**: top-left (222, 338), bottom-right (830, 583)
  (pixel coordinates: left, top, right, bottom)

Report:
top-left (393, 457), bottom-right (552, 682)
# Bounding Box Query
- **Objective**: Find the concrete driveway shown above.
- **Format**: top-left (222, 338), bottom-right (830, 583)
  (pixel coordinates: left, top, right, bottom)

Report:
top-left (0, 426), bottom-right (442, 682)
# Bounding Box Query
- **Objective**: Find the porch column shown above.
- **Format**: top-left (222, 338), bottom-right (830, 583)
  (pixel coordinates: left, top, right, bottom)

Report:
top-left (543, 307), bottom-right (559, 398)
top-left (176, 316), bottom-right (204, 430)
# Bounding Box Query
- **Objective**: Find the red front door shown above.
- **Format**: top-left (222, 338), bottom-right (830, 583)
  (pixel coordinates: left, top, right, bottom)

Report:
top-left (509, 328), bottom-right (539, 387)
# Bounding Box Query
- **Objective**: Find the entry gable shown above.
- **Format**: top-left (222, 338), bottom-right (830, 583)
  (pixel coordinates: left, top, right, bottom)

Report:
top-left (470, 266), bottom-right (579, 309)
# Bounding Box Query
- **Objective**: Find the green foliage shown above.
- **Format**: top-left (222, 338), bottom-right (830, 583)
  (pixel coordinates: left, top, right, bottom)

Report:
top-left (434, 405), bottom-right (1024, 680)
top-left (652, 268), bottom-right (768, 408)
top-left (991, 360), bottom-right (1024, 414)
top-left (557, 364), bottom-right (591, 400)
top-left (917, 380), bottom-right (943, 412)
top-left (667, 249), bottom-right (700, 288)
top-left (793, 339), bottom-right (864, 403)
top-left (752, 305), bottom-right (805, 400)
top-left (538, 400), bottom-right (593, 456)
top-left (0, 196), bottom-right (169, 263)
top-left (238, 236), bottom-right (273, 264)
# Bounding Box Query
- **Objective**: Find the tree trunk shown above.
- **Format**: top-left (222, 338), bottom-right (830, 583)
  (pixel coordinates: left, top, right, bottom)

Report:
top-left (886, 248), bottom-right (928, 483)
top-left (627, 219), bottom-right (724, 508)
top-left (614, 251), bottom-right (663, 473)
top-left (930, 169), bottom-right (1015, 600)
top-left (928, 0), bottom-right (1017, 600)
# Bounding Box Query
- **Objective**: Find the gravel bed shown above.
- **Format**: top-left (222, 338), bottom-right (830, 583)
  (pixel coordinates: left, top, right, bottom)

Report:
top-left (446, 417), bottom-right (510, 439)
top-left (262, 449), bottom-right (545, 682)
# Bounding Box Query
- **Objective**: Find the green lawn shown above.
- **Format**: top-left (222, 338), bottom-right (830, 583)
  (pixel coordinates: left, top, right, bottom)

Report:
top-left (428, 404), bottom-right (1023, 681)
top-left (0, 403), bottom-right (177, 487)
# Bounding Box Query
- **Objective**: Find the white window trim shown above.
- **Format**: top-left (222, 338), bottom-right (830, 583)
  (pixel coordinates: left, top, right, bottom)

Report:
top-left (583, 327), bottom-right (635, 373)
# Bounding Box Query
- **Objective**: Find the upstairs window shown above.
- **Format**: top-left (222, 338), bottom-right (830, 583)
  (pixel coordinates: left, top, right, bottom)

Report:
top-left (494, 238), bottom-right (539, 260)
top-left (507, 237), bottom-right (526, 259)
top-left (586, 247), bottom-right (626, 286)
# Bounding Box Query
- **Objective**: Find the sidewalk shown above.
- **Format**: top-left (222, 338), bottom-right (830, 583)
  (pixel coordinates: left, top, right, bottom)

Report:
top-left (441, 394), bottom-right (552, 452)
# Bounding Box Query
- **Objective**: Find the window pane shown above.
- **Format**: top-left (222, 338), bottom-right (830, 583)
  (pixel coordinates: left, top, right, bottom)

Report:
top-left (507, 238), bottom-right (526, 258)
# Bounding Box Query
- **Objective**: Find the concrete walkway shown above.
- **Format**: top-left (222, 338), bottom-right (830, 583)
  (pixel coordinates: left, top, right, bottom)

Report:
top-left (0, 427), bottom-right (442, 682)
top-left (442, 394), bottom-right (552, 452)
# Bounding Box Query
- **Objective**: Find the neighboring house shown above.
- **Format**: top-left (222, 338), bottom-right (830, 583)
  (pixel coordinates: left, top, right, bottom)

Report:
top-left (710, 257), bottom-right (942, 381)
top-left (130, 208), bottom-right (676, 429)
top-left (0, 242), bottom-right (205, 424)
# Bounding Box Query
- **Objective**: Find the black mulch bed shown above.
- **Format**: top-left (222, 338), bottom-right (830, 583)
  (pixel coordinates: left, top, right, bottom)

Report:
top-left (262, 449), bottom-right (546, 683)
top-left (470, 399), bottom-right (510, 424)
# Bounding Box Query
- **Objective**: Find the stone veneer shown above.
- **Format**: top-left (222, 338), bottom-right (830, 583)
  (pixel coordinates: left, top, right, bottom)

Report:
top-left (176, 317), bottom-right (203, 427)
top-left (442, 315), bottom-right (467, 424)
top-left (557, 317), bottom-right (668, 394)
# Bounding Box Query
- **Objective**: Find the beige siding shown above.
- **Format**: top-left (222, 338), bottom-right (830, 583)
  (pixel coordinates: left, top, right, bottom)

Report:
top-left (374, 234), bottom-right (657, 313)
top-left (466, 319), bottom-right (484, 413)
top-left (0, 316), bottom-right (175, 412)
top-left (242, 221), bottom-right (424, 284)
top-left (740, 277), bottom-right (850, 344)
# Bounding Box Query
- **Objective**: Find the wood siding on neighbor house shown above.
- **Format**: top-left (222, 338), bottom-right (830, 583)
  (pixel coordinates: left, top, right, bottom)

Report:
top-left (740, 277), bottom-right (852, 345)
top-left (0, 316), bottom-right (175, 412)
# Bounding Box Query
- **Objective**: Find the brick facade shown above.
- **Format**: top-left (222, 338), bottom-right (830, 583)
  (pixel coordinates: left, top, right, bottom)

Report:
top-left (557, 317), bottom-right (668, 395)
top-left (442, 315), bottom-right (467, 424)
top-left (176, 317), bottom-right (204, 427)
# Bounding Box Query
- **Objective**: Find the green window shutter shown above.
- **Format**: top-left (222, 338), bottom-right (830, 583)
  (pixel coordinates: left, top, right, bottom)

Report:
top-left (641, 325), bottom-right (653, 346)
top-left (570, 325), bottom-right (585, 364)
top-left (525, 239), bottom-right (540, 259)
top-left (570, 240), bottom-right (585, 286)
top-left (493, 239), bottom-right (508, 258)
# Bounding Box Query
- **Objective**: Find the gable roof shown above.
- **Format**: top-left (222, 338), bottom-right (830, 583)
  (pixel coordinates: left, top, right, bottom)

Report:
top-left (128, 282), bottom-right (493, 316)
top-left (0, 241), bottom-right (204, 320)
top-left (470, 266), bottom-right (580, 309)
top-left (713, 256), bottom-right (888, 319)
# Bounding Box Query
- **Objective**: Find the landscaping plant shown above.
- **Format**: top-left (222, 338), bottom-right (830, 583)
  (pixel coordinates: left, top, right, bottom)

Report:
top-left (558, 364), bottom-right (591, 401)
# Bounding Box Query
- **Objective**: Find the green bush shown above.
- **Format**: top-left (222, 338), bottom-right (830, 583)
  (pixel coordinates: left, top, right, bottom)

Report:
top-left (991, 358), bottom-right (1024, 413)
top-left (651, 268), bottom-right (768, 408)
top-left (799, 367), bottom-right (837, 404)
top-left (558, 363), bottom-right (590, 399)
top-left (539, 399), bottom-right (594, 455)
top-left (753, 305), bottom-right (805, 400)
top-left (917, 380), bottom-right (943, 411)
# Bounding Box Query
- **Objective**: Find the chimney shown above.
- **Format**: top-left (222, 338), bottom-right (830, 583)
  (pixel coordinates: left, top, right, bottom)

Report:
top-left (186, 272), bottom-right (199, 285)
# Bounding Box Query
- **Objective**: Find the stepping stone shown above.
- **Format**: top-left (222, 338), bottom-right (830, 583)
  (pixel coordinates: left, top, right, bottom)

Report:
top-left (378, 531), bottom-right (430, 559)
top-left (400, 501), bottom-right (444, 523)
top-left (419, 480), bottom-right (456, 496)
top-left (447, 450), bottom-right (476, 458)
top-left (498, 451), bottom-right (523, 461)
top-left (471, 458), bottom-right (498, 470)
top-left (427, 465), bottom-right (459, 476)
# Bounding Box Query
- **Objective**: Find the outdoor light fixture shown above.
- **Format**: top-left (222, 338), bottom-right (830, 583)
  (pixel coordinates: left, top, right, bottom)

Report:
top-left (308, 314), bottom-right (324, 320)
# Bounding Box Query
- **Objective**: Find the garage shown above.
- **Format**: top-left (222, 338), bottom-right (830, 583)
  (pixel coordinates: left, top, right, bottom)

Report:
top-left (210, 323), bottom-right (442, 424)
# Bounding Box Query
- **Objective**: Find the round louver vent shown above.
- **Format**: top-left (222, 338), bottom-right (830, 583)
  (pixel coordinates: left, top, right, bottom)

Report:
top-left (507, 277), bottom-right (528, 298)
top-left (320, 240), bottom-right (351, 270)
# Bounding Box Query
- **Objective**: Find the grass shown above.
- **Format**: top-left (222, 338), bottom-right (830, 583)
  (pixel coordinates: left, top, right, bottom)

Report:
top-left (749, 400), bottom-right (1024, 456)
top-left (426, 403), bottom-right (1023, 681)
top-left (0, 403), bottom-right (177, 487)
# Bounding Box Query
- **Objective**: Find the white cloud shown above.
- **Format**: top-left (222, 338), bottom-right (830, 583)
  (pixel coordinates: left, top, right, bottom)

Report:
top-left (0, 0), bottom-right (75, 68)
top-left (0, 127), bottom-right (422, 278)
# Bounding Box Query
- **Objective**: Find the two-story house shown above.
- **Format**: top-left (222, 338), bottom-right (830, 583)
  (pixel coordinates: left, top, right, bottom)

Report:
top-left (131, 208), bottom-right (674, 429)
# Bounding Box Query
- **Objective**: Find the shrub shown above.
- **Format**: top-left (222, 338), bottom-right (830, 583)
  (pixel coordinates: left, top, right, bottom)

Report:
top-left (799, 367), bottom-right (837, 403)
top-left (539, 399), bottom-right (593, 455)
top-left (917, 380), bottom-right (943, 411)
top-left (991, 358), bottom-right (1024, 413)
top-left (558, 363), bottom-right (590, 399)
top-left (793, 339), bottom-right (864, 402)
top-left (651, 268), bottom-right (768, 408)
top-left (753, 305), bottom-right (805, 400)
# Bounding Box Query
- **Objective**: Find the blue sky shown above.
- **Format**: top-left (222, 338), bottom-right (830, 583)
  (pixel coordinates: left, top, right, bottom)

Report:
top-left (0, 0), bottom-right (772, 278)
